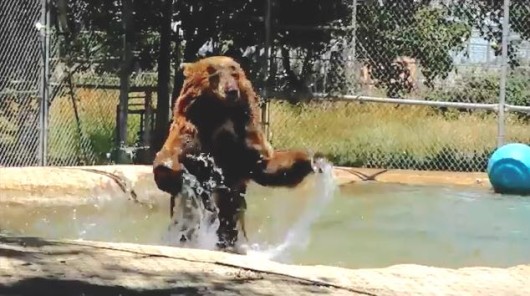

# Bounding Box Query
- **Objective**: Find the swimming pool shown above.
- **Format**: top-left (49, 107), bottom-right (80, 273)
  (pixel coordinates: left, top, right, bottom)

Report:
top-left (1, 181), bottom-right (529, 269)
top-left (248, 182), bottom-right (530, 269)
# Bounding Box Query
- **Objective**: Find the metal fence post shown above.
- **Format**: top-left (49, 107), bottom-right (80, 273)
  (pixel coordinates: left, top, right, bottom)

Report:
top-left (262, 0), bottom-right (272, 141)
top-left (349, 0), bottom-right (357, 94)
top-left (497, 0), bottom-right (510, 148)
top-left (116, 0), bottom-right (133, 163)
top-left (38, 0), bottom-right (50, 166)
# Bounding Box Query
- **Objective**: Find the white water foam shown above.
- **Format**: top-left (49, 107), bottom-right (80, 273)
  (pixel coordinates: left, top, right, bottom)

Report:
top-left (161, 157), bottom-right (337, 262)
top-left (160, 154), bottom-right (224, 250)
top-left (244, 160), bottom-right (337, 262)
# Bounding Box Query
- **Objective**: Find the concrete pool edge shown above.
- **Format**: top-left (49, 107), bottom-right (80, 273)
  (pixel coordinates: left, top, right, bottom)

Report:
top-left (0, 164), bottom-right (491, 188)
top-left (0, 165), bottom-right (166, 206)
top-left (1, 235), bottom-right (528, 295)
top-left (0, 164), bottom-right (492, 206)
top-left (333, 166), bottom-right (491, 188)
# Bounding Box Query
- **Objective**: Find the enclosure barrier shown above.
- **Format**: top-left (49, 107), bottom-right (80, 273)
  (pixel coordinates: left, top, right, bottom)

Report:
top-left (0, 0), bottom-right (529, 172)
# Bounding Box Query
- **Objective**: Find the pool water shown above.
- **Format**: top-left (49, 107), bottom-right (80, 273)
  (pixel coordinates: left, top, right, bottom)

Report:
top-left (272, 182), bottom-right (530, 269)
top-left (1, 181), bottom-right (529, 269)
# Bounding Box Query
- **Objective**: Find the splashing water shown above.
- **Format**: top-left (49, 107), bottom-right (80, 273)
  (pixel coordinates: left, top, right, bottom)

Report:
top-left (161, 154), bottom-right (337, 262)
top-left (244, 159), bottom-right (337, 262)
top-left (161, 153), bottom-right (224, 251)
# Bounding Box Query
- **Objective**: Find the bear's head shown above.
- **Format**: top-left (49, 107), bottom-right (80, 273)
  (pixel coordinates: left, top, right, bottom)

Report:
top-left (175, 56), bottom-right (259, 119)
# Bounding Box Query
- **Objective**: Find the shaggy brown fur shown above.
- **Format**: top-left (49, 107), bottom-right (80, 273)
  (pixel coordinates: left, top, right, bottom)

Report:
top-left (153, 56), bottom-right (324, 253)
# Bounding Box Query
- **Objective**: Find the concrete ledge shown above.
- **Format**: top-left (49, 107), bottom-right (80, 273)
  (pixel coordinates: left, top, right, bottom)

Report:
top-left (0, 235), bottom-right (528, 295)
top-left (333, 166), bottom-right (491, 188)
top-left (0, 165), bottom-right (492, 206)
top-left (0, 165), bottom-right (165, 206)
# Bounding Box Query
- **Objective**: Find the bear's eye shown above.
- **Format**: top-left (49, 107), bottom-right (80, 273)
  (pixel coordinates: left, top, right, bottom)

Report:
top-left (206, 65), bottom-right (218, 76)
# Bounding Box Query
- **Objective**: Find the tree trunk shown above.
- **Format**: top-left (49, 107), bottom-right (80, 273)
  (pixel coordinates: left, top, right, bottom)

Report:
top-left (170, 36), bottom-right (204, 110)
top-left (170, 26), bottom-right (181, 112)
top-left (152, 0), bottom-right (173, 155)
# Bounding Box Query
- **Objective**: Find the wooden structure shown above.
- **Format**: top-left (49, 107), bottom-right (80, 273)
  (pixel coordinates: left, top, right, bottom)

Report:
top-left (75, 83), bottom-right (157, 164)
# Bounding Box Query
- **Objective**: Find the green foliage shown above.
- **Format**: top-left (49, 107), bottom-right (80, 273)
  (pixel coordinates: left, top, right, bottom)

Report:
top-left (457, 0), bottom-right (530, 67)
top-left (357, 2), bottom-right (472, 96)
top-left (326, 146), bottom-right (492, 173)
top-left (50, 1), bottom-right (529, 97)
top-left (426, 68), bottom-right (530, 120)
top-left (51, 0), bottom-right (165, 74)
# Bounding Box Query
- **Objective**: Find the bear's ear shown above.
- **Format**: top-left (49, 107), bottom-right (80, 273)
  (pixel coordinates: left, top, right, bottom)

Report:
top-left (180, 63), bottom-right (192, 77)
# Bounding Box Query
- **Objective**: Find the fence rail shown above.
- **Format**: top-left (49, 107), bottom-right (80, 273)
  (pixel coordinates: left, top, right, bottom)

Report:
top-left (0, 0), bottom-right (528, 172)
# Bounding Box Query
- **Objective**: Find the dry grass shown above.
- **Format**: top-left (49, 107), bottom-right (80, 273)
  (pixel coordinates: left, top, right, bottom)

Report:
top-left (41, 87), bottom-right (530, 170)
top-left (268, 100), bottom-right (530, 170)
top-left (47, 88), bottom-right (145, 164)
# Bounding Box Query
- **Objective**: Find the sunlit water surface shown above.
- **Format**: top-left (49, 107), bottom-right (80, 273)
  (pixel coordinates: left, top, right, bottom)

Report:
top-left (2, 169), bottom-right (529, 269)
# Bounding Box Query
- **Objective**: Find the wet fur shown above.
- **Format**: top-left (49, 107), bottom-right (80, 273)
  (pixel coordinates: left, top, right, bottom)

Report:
top-left (153, 56), bottom-right (319, 253)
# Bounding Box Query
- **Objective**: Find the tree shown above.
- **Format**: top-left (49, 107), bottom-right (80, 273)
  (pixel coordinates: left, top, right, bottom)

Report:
top-left (169, 0), bottom-right (269, 105)
top-left (153, 0), bottom-right (173, 153)
top-left (273, 0), bottom-right (351, 100)
top-left (51, 0), bottom-right (169, 75)
top-left (168, 0), bottom-right (352, 103)
top-left (354, 1), bottom-right (473, 96)
top-left (455, 0), bottom-right (530, 67)
top-left (220, 1), bottom-right (476, 100)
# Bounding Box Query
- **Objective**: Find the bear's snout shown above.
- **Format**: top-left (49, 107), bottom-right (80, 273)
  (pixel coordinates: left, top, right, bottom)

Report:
top-left (224, 82), bottom-right (240, 101)
top-left (225, 89), bottom-right (240, 101)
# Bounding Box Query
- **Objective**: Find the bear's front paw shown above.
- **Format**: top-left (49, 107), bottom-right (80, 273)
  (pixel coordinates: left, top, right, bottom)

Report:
top-left (311, 152), bottom-right (331, 173)
top-left (153, 165), bottom-right (184, 195)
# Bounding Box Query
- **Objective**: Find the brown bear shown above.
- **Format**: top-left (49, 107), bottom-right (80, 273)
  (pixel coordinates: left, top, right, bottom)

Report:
top-left (153, 55), bottom-right (326, 253)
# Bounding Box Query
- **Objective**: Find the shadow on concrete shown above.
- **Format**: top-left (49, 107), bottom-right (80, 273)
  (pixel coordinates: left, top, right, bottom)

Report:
top-left (0, 274), bottom-right (336, 296)
top-left (0, 235), bottom-right (84, 263)
top-left (0, 235), bottom-right (59, 248)
top-left (0, 235), bottom-right (356, 296)
top-left (0, 277), bottom-right (268, 296)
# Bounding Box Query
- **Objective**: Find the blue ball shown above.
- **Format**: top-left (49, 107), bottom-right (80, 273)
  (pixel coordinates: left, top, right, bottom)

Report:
top-left (487, 143), bottom-right (530, 195)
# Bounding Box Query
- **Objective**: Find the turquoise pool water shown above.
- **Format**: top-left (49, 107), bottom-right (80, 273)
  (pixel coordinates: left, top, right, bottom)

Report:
top-left (248, 182), bottom-right (530, 269)
top-left (1, 181), bottom-right (529, 269)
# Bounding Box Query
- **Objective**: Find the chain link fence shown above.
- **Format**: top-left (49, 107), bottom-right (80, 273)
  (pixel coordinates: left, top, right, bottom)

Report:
top-left (0, 1), bottom-right (159, 167)
top-left (44, 6), bottom-right (161, 166)
top-left (268, 101), bottom-right (503, 172)
top-left (0, 0), bottom-right (43, 167)
top-left (46, 72), bottom-right (154, 166)
top-left (0, 0), bottom-right (528, 172)
top-left (266, 0), bottom-right (530, 172)
top-left (46, 46), bottom-right (157, 166)
top-left (505, 0), bottom-right (530, 145)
